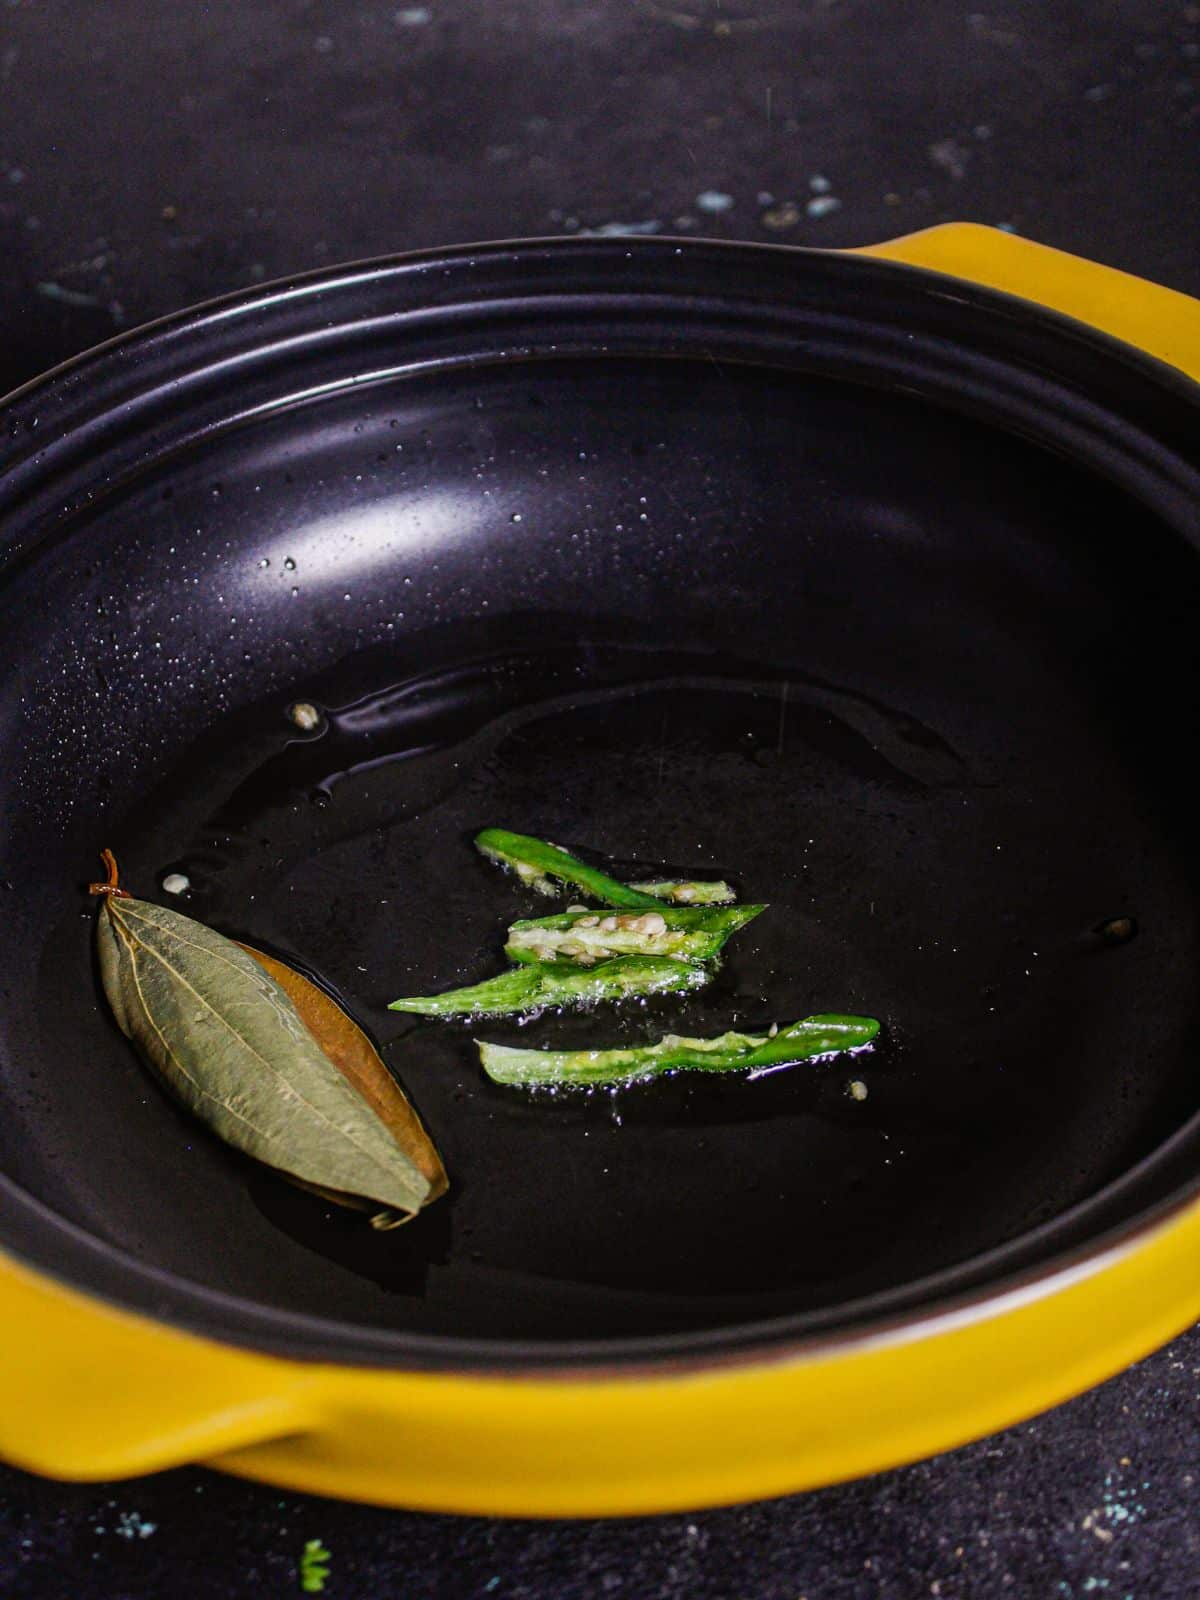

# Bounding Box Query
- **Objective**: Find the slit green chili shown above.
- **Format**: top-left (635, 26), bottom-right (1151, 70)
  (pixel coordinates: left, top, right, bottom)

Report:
top-left (389, 954), bottom-right (710, 1019)
top-left (475, 829), bottom-right (734, 908)
top-left (627, 879), bottom-right (736, 905)
top-left (505, 903), bottom-right (765, 966)
top-left (477, 1014), bottom-right (881, 1087)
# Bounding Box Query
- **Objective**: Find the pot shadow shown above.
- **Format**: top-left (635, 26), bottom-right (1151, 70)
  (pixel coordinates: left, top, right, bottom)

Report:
top-left (0, 288), bottom-right (121, 400)
top-left (244, 1164), bottom-right (452, 1295)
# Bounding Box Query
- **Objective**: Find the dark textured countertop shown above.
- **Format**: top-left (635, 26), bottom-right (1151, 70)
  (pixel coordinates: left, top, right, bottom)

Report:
top-left (2, 1), bottom-right (1199, 1595)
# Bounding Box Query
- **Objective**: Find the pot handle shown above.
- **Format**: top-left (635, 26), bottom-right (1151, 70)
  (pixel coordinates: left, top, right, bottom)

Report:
top-left (0, 1245), bottom-right (315, 1480)
top-left (858, 223), bottom-right (1200, 384)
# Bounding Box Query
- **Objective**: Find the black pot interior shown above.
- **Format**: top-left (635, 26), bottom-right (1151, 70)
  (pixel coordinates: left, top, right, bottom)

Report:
top-left (1, 241), bottom-right (1199, 1364)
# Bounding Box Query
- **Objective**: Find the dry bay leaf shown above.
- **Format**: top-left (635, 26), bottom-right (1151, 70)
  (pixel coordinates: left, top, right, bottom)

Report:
top-left (238, 942), bottom-right (448, 1220)
top-left (91, 853), bottom-right (446, 1226)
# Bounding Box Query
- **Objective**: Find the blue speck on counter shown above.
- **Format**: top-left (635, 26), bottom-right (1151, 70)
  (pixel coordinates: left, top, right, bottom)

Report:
top-left (580, 218), bottom-right (662, 236)
top-left (36, 281), bottom-right (101, 307)
top-left (395, 5), bottom-right (431, 22)
top-left (695, 190), bottom-right (733, 213)
top-left (806, 195), bottom-right (842, 217)
top-left (114, 1512), bottom-right (157, 1541)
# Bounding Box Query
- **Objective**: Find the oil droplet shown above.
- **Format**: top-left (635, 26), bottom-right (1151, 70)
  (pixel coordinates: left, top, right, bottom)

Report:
top-left (510, 512), bottom-right (523, 523)
top-left (258, 557), bottom-right (270, 569)
top-left (283, 557), bottom-right (297, 571)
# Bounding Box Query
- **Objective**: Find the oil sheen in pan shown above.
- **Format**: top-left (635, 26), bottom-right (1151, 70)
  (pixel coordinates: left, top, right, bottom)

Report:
top-left (80, 633), bottom-right (1182, 1339)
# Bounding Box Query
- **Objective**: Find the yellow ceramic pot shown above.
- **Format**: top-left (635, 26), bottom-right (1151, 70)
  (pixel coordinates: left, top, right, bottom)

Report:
top-left (1, 225), bottom-right (1198, 1514)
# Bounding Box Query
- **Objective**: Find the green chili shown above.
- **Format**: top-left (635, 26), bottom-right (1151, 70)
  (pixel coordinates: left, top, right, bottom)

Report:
top-left (477, 1014), bottom-right (881, 1087)
top-left (389, 954), bottom-right (710, 1019)
top-left (627, 879), bottom-right (736, 905)
top-left (475, 828), bottom-right (734, 908)
top-left (505, 903), bottom-right (764, 966)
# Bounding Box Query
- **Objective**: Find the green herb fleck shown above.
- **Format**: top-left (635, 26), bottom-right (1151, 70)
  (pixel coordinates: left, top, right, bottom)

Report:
top-left (299, 1539), bottom-right (331, 1593)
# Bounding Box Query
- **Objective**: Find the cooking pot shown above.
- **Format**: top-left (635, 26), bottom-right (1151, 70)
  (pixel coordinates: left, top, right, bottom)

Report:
top-left (1, 224), bottom-right (1198, 1514)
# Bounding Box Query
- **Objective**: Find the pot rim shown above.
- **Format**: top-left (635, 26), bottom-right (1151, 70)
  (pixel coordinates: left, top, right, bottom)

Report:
top-left (2, 231), bottom-right (1198, 1372)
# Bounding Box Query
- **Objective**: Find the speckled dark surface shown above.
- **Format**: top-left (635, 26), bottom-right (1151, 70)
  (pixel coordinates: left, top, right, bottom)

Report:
top-left (1, 1), bottom-right (1199, 1595)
